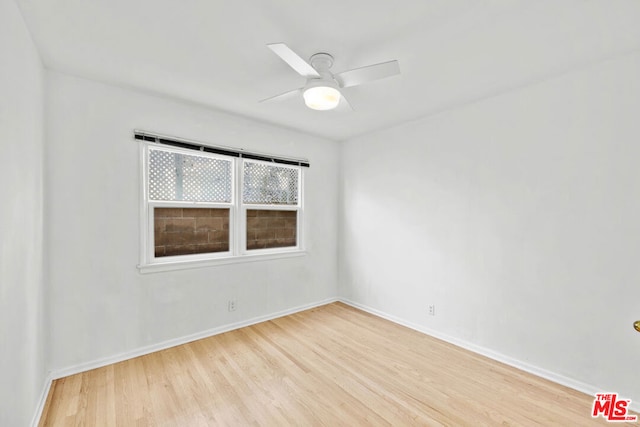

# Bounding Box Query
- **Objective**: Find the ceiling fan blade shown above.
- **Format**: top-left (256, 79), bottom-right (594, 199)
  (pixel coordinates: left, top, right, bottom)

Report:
top-left (259, 87), bottom-right (303, 103)
top-left (335, 60), bottom-right (400, 88)
top-left (267, 43), bottom-right (320, 78)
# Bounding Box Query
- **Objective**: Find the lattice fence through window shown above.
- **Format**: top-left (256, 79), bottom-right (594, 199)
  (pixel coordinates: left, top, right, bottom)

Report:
top-left (243, 162), bottom-right (299, 205)
top-left (149, 149), bottom-right (232, 202)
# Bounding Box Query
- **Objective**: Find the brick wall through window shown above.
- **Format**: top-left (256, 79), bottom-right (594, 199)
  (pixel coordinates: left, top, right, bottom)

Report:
top-left (246, 210), bottom-right (297, 250)
top-left (154, 208), bottom-right (229, 257)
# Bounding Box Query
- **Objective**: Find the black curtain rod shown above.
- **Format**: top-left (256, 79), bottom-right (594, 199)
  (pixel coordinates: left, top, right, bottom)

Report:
top-left (134, 131), bottom-right (310, 168)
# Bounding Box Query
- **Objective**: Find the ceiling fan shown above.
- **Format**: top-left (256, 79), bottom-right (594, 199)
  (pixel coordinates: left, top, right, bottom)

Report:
top-left (261, 43), bottom-right (400, 111)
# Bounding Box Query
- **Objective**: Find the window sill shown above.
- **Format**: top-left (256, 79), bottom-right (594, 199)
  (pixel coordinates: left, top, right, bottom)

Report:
top-left (137, 250), bottom-right (307, 274)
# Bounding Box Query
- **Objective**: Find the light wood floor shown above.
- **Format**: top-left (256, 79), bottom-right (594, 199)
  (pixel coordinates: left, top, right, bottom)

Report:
top-left (40, 302), bottom-right (636, 426)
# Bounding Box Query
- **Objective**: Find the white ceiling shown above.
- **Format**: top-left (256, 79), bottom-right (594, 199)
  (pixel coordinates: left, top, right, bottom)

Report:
top-left (16, 0), bottom-right (640, 141)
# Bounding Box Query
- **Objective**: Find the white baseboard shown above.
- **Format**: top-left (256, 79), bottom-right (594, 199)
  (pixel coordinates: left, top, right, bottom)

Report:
top-left (30, 373), bottom-right (53, 427)
top-left (339, 298), bottom-right (640, 414)
top-left (50, 297), bottom-right (337, 380)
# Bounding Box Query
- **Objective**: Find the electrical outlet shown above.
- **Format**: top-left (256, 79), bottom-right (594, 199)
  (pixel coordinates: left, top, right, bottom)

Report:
top-left (428, 305), bottom-right (436, 316)
top-left (228, 299), bottom-right (237, 312)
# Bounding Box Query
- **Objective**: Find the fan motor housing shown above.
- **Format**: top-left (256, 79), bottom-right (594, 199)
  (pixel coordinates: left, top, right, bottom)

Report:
top-left (304, 78), bottom-right (339, 91)
top-left (309, 53), bottom-right (334, 72)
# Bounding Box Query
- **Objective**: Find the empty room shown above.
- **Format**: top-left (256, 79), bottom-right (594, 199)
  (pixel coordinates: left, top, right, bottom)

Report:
top-left (2, 0), bottom-right (639, 425)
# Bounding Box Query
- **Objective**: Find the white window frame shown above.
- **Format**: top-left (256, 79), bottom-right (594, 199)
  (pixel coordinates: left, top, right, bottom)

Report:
top-left (138, 142), bottom-right (305, 273)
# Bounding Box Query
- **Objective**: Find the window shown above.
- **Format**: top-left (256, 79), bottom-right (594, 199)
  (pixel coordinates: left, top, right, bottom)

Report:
top-left (243, 161), bottom-right (300, 250)
top-left (139, 138), bottom-right (305, 271)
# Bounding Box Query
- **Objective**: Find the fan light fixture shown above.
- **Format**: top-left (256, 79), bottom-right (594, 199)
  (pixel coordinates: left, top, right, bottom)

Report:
top-left (261, 44), bottom-right (401, 111)
top-left (303, 85), bottom-right (341, 111)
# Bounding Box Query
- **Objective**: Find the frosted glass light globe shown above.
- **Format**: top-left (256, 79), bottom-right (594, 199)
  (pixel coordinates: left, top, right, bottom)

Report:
top-left (303, 86), bottom-right (341, 111)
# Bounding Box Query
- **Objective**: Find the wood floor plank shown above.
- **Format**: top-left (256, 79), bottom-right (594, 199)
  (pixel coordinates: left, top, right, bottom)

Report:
top-left (39, 303), bottom-right (638, 426)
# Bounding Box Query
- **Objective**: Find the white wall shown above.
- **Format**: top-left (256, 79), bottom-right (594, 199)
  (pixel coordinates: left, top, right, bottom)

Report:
top-left (0, 0), bottom-right (46, 425)
top-left (45, 71), bottom-right (339, 372)
top-left (340, 52), bottom-right (640, 402)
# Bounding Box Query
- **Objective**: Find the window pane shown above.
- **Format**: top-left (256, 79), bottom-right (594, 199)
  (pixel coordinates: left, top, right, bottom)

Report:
top-left (149, 149), bottom-right (232, 202)
top-left (243, 162), bottom-right (298, 205)
top-left (246, 209), bottom-right (297, 250)
top-left (154, 208), bottom-right (229, 257)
